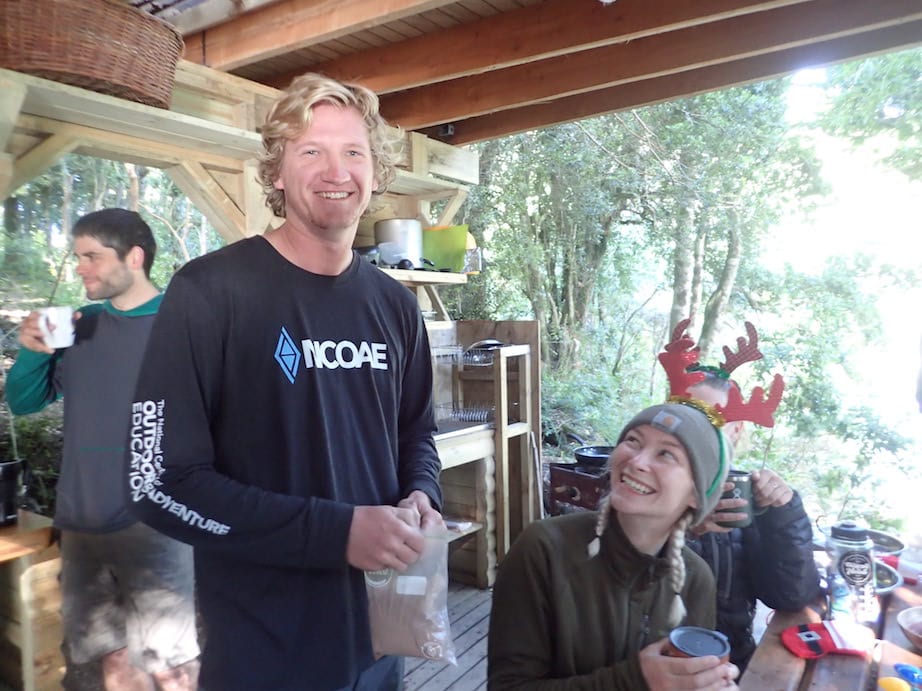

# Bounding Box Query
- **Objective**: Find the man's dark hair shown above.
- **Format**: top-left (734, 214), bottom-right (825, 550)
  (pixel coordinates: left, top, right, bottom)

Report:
top-left (71, 209), bottom-right (157, 277)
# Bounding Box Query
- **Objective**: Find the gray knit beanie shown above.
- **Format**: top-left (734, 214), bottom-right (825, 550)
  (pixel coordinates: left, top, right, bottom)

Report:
top-left (617, 402), bottom-right (732, 527)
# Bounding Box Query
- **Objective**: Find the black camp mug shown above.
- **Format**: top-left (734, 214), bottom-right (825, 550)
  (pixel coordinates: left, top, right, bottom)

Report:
top-left (715, 469), bottom-right (767, 529)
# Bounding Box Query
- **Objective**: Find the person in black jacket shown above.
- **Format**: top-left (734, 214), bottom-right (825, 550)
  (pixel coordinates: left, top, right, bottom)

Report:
top-left (126, 74), bottom-right (443, 691)
top-left (686, 368), bottom-right (820, 672)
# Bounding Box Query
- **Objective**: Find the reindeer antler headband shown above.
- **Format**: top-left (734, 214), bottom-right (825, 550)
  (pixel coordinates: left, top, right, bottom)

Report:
top-left (659, 318), bottom-right (785, 428)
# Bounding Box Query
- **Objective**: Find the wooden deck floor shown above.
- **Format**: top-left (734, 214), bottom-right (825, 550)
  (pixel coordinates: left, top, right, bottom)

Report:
top-left (403, 581), bottom-right (492, 691)
top-left (0, 580), bottom-right (493, 691)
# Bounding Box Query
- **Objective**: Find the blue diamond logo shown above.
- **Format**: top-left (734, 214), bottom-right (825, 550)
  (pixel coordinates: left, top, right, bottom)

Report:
top-left (274, 327), bottom-right (301, 383)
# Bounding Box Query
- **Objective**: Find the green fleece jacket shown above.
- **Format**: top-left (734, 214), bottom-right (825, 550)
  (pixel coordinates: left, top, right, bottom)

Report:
top-left (488, 511), bottom-right (717, 690)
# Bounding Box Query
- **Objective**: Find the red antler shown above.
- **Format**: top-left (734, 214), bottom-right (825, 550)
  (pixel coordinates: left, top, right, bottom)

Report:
top-left (716, 373), bottom-right (785, 428)
top-left (658, 318), bottom-right (706, 397)
top-left (657, 317), bottom-right (786, 428)
top-left (720, 321), bottom-right (764, 375)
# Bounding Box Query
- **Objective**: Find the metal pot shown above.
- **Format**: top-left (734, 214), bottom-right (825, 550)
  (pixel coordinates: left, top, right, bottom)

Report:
top-left (573, 445), bottom-right (614, 467)
top-left (374, 218), bottom-right (423, 268)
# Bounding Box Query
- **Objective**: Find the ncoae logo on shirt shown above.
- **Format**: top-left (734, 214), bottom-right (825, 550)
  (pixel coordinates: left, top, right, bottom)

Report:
top-left (274, 326), bottom-right (388, 383)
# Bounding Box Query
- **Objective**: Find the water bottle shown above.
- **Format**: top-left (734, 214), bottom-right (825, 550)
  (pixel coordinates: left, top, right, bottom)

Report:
top-left (826, 520), bottom-right (880, 627)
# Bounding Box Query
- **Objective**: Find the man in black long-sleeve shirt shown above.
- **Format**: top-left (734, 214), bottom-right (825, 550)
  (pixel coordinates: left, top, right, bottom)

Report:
top-left (128, 74), bottom-right (443, 691)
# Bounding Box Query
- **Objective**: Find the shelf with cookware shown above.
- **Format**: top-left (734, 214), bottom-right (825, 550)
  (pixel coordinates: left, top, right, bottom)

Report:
top-left (426, 321), bottom-right (541, 588)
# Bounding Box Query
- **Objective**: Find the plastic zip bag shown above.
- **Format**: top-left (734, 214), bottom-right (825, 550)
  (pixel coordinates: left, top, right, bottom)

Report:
top-left (365, 528), bottom-right (457, 664)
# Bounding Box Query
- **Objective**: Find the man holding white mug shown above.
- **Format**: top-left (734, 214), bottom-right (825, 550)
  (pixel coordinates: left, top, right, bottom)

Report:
top-left (35, 305), bottom-right (75, 350)
top-left (6, 208), bottom-right (200, 691)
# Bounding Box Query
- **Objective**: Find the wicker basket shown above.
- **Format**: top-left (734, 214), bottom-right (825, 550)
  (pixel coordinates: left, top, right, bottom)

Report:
top-left (0, 0), bottom-right (184, 109)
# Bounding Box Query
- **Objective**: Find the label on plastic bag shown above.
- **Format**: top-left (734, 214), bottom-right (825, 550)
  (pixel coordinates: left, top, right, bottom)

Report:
top-left (396, 575), bottom-right (427, 596)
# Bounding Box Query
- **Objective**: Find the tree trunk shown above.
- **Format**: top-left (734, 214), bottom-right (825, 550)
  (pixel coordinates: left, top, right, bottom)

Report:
top-left (700, 218), bottom-right (743, 358)
top-left (2, 196), bottom-right (23, 274)
top-left (669, 203), bottom-right (696, 334)
top-left (61, 160), bottom-right (73, 237)
top-left (125, 163), bottom-right (140, 210)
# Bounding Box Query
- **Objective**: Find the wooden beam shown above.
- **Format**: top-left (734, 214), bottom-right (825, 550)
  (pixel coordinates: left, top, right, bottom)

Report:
top-left (189, 0), bottom-right (457, 72)
top-left (242, 159), bottom-right (278, 236)
top-left (2, 69), bottom-right (262, 161)
top-left (434, 188), bottom-right (468, 227)
top-left (297, 0), bottom-right (810, 93)
top-left (16, 115), bottom-right (247, 173)
top-left (9, 133), bottom-right (81, 196)
top-left (437, 20), bottom-right (922, 145)
top-left (171, 60), bottom-right (280, 130)
top-left (0, 154), bottom-right (14, 201)
top-left (0, 76), bottom-right (26, 198)
top-left (167, 161), bottom-right (248, 243)
top-left (379, 0), bottom-right (922, 129)
top-left (0, 74), bottom-right (26, 152)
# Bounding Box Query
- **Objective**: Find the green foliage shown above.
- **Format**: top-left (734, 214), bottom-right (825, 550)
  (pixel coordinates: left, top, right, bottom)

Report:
top-left (819, 46), bottom-right (922, 179)
top-left (460, 55), bottom-right (918, 531)
top-left (0, 408), bottom-right (62, 516)
top-left (2, 155), bottom-right (224, 303)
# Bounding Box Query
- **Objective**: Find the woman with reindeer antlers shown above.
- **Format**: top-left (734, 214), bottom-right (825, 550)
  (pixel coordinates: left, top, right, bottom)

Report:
top-left (487, 323), bottom-right (784, 690)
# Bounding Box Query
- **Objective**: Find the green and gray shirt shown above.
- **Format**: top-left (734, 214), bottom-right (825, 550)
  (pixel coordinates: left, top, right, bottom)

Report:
top-left (6, 295), bottom-right (162, 532)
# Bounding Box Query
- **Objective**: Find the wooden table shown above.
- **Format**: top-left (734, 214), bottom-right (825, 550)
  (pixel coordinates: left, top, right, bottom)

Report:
top-left (0, 510), bottom-right (61, 691)
top-left (0, 510), bottom-right (54, 563)
top-left (741, 579), bottom-right (922, 690)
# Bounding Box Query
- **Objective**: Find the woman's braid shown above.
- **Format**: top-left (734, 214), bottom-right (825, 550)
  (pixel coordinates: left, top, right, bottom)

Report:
top-left (666, 511), bottom-right (694, 627)
top-left (587, 495), bottom-right (612, 557)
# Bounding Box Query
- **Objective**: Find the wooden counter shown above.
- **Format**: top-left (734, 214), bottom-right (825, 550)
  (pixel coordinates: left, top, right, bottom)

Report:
top-left (0, 511), bottom-right (53, 563)
top-left (0, 512), bottom-right (62, 691)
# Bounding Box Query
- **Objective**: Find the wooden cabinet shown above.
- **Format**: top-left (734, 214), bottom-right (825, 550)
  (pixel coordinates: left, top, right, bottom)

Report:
top-left (455, 344), bottom-right (533, 561)
top-left (422, 318), bottom-right (541, 588)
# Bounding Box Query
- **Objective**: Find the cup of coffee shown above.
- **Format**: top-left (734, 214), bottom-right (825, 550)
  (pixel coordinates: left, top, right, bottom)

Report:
top-left (716, 469), bottom-right (766, 528)
top-left (663, 626), bottom-right (730, 663)
top-left (0, 460), bottom-right (23, 527)
top-left (38, 306), bottom-right (75, 349)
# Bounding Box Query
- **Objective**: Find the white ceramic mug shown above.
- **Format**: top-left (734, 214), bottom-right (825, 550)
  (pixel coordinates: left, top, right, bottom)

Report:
top-left (37, 306), bottom-right (75, 348)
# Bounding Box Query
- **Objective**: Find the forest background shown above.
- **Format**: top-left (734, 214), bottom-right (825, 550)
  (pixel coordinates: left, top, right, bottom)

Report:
top-left (1, 47), bottom-right (920, 540)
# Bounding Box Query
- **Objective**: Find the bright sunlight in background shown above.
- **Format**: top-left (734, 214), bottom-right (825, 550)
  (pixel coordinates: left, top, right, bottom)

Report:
top-left (773, 69), bottom-right (922, 538)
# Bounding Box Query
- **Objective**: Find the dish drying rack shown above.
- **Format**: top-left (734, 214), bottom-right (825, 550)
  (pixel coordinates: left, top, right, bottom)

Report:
top-left (436, 402), bottom-right (495, 424)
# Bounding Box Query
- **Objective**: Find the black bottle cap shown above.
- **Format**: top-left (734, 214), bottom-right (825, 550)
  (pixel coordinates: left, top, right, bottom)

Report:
top-left (831, 520), bottom-right (869, 542)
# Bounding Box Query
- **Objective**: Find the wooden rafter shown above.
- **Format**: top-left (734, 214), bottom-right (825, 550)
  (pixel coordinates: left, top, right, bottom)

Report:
top-left (284, 0), bottom-right (812, 93)
top-left (378, 0), bottom-right (922, 130)
top-left (167, 160), bottom-right (248, 242)
top-left (429, 19), bottom-right (922, 144)
top-left (128, 0), bottom-right (922, 146)
top-left (185, 0), bottom-right (456, 71)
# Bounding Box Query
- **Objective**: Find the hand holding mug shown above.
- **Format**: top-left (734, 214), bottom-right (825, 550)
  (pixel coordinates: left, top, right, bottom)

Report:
top-left (713, 470), bottom-right (769, 529)
top-left (18, 307), bottom-right (75, 354)
top-left (691, 486), bottom-right (749, 536)
top-left (640, 634), bottom-right (739, 690)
